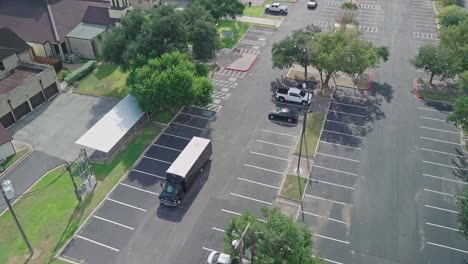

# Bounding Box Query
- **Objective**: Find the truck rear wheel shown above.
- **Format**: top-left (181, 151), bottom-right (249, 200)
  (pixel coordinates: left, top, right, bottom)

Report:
top-left (279, 97), bottom-right (285, 102)
top-left (280, 10), bottom-right (285, 14)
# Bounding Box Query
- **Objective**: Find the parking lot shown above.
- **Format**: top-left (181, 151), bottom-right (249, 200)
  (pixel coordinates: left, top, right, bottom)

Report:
top-left (59, 106), bottom-right (216, 264)
top-left (414, 101), bottom-right (468, 263)
top-left (409, 0), bottom-right (439, 51)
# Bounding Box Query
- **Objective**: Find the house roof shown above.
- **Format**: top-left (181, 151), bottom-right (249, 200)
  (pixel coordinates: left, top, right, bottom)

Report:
top-left (0, 124), bottom-right (13, 145)
top-left (67, 23), bottom-right (107, 40)
top-left (82, 6), bottom-right (111, 26)
top-left (0, 27), bottom-right (31, 60)
top-left (0, 0), bottom-right (110, 44)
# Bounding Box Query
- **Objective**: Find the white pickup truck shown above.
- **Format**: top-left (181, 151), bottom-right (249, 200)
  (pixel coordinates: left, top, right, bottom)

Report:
top-left (276, 87), bottom-right (313, 105)
top-left (265, 2), bottom-right (288, 14)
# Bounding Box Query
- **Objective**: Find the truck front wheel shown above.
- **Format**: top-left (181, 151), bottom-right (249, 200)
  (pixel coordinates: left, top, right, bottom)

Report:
top-left (278, 97), bottom-right (285, 102)
top-left (302, 100), bottom-right (308, 106)
top-left (265, 8), bottom-right (270, 12)
top-left (280, 10), bottom-right (285, 14)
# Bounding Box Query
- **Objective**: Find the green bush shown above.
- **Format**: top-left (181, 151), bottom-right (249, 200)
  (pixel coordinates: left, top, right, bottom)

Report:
top-left (57, 68), bottom-right (71, 82)
top-left (64, 60), bottom-right (97, 84)
top-left (341, 2), bottom-right (358, 10)
top-left (194, 63), bottom-right (209, 77)
top-left (439, 0), bottom-right (462, 7)
top-left (437, 5), bottom-right (468, 27)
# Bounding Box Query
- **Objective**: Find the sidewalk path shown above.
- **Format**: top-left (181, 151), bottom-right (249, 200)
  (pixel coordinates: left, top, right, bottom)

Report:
top-left (236, 15), bottom-right (284, 28)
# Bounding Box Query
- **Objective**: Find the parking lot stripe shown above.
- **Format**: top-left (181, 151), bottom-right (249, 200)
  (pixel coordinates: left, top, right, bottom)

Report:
top-left (323, 130), bottom-right (364, 139)
top-left (320, 140), bottom-right (362, 150)
top-left (326, 119), bottom-right (366, 128)
top-left (261, 129), bottom-right (297, 137)
top-left (418, 107), bottom-right (452, 114)
top-left (238, 177), bottom-right (280, 189)
top-left (76, 235), bottom-right (120, 252)
top-left (171, 122), bottom-right (204, 130)
top-left (230, 192), bottom-right (273, 205)
top-left (301, 210), bottom-right (348, 225)
top-left (424, 188), bottom-right (462, 199)
top-left (420, 148), bottom-right (464, 157)
top-left (221, 209), bottom-right (267, 222)
top-left (314, 234), bottom-right (350, 244)
top-left (331, 101), bottom-right (367, 109)
top-left (313, 179), bottom-right (355, 190)
top-left (425, 204), bottom-right (458, 214)
top-left (153, 144), bottom-right (182, 152)
top-left (420, 137), bottom-right (462, 145)
top-left (178, 112), bottom-right (211, 120)
top-left (256, 140), bottom-right (290, 148)
top-left (427, 242), bottom-right (468, 254)
top-left (318, 257), bottom-right (344, 264)
top-left (328, 110), bottom-right (366, 118)
top-left (93, 215), bottom-right (135, 230)
top-left (334, 94), bottom-right (368, 101)
top-left (275, 101), bottom-right (309, 109)
top-left (423, 173), bottom-right (468, 185)
top-left (120, 183), bottom-right (159, 195)
top-left (305, 194), bottom-right (351, 206)
top-left (419, 126), bottom-right (458, 134)
top-left (143, 156), bottom-right (172, 164)
top-left (250, 151), bottom-right (290, 161)
top-left (106, 198), bottom-right (148, 212)
top-left (132, 169), bottom-right (166, 180)
top-left (316, 152), bottom-right (360, 163)
top-left (423, 160), bottom-right (467, 171)
top-left (420, 116), bottom-right (447, 122)
top-left (313, 164), bottom-right (358, 176)
top-left (426, 222), bottom-right (460, 232)
top-left (268, 118), bottom-right (302, 127)
top-left (162, 133), bottom-right (191, 140)
top-left (212, 227), bottom-right (226, 233)
top-left (244, 164), bottom-right (283, 174)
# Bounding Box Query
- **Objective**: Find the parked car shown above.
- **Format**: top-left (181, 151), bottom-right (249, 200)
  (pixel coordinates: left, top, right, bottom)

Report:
top-left (307, 0), bottom-right (318, 9)
top-left (265, 2), bottom-right (288, 14)
top-left (207, 251), bottom-right (231, 264)
top-left (268, 108), bottom-right (299, 123)
top-left (276, 87), bottom-right (313, 105)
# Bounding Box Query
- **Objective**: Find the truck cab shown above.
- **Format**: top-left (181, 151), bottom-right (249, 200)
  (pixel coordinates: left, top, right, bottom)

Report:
top-left (276, 87), bottom-right (313, 105)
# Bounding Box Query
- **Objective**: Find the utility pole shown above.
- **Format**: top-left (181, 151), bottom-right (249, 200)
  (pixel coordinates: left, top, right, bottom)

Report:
top-left (1, 180), bottom-right (34, 256)
top-left (297, 48), bottom-right (311, 174)
top-left (233, 222), bottom-right (251, 264)
top-left (66, 161), bottom-right (81, 202)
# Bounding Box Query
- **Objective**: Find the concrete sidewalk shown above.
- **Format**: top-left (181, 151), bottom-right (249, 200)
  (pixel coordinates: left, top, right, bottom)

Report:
top-left (236, 15), bottom-right (284, 28)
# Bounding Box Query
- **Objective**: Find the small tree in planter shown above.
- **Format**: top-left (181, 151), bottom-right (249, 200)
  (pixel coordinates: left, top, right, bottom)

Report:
top-left (341, 2), bottom-right (358, 10)
top-left (335, 10), bottom-right (359, 31)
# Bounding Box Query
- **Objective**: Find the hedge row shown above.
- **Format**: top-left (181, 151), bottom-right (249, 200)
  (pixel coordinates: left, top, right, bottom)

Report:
top-left (64, 60), bottom-right (97, 84)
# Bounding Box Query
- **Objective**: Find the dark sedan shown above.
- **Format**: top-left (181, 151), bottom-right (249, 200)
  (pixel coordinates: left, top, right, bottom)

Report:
top-left (268, 108), bottom-right (299, 123)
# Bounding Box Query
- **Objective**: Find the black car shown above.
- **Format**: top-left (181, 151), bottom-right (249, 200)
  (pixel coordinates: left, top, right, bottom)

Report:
top-left (268, 108), bottom-right (299, 122)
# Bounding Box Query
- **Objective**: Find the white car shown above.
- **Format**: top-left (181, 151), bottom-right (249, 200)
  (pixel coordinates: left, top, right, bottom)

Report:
top-left (207, 251), bottom-right (231, 264)
top-left (307, 0), bottom-right (317, 9)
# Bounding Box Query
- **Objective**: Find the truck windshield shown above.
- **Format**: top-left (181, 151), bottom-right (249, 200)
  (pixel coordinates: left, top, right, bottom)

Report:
top-left (163, 183), bottom-right (178, 194)
top-left (300, 90), bottom-right (306, 97)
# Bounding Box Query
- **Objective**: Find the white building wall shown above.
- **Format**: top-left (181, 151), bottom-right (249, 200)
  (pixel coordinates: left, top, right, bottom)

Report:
top-left (27, 42), bottom-right (52, 58)
top-left (17, 50), bottom-right (33, 62)
top-left (0, 142), bottom-right (15, 161)
top-left (68, 37), bottom-right (95, 59)
top-left (1, 54), bottom-right (19, 72)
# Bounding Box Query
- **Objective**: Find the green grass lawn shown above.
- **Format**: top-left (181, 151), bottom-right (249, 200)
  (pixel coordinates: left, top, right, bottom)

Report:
top-left (217, 20), bottom-right (251, 48)
top-left (0, 123), bottom-right (161, 264)
top-left (280, 174), bottom-right (308, 201)
top-left (294, 113), bottom-right (325, 157)
top-left (151, 110), bottom-right (178, 124)
top-left (1, 148), bottom-right (30, 172)
top-left (418, 90), bottom-right (458, 102)
top-left (76, 64), bottom-right (129, 99)
top-left (243, 0), bottom-right (270, 17)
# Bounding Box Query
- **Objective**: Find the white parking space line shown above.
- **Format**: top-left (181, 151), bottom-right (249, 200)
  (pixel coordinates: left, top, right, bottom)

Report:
top-left (261, 129), bottom-right (297, 137)
top-left (420, 116), bottom-right (447, 122)
top-left (427, 242), bottom-right (468, 254)
top-left (143, 156), bottom-right (172, 164)
top-left (153, 144), bottom-right (182, 152)
top-left (212, 227), bottom-right (226, 233)
top-left (238, 177), bottom-right (280, 189)
top-left (426, 222), bottom-right (460, 232)
top-left (179, 112), bottom-right (211, 120)
top-left (313, 179), bottom-right (355, 190)
top-left (313, 164), bottom-right (358, 176)
top-left (425, 204), bottom-right (458, 214)
top-left (319, 257), bottom-right (344, 264)
top-left (423, 173), bottom-right (468, 185)
top-left (120, 183), bottom-right (159, 195)
top-left (419, 126), bottom-right (458, 134)
top-left (76, 235), bottom-right (120, 252)
top-left (106, 198), bottom-right (148, 212)
top-left (316, 152), bottom-right (360, 163)
top-left (323, 130), bottom-right (364, 139)
top-left (268, 118), bottom-right (302, 127)
top-left (420, 137), bottom-right (462, 146)
top-left (305, 194), bottom-right (351, 206)
top-left (418, 107), bottom-right (452, 114)
top-left (244, 164), bottom-right (283, 174)
top-left (301, 210), bottom-right (348, 225)
top-left (423, 160), bottom-right (467, 171)
top-left (314, 234), bottom-right (350, 244)
top-left (424, 188), bottom-right (461, 199)
top-left (170, 122), bottom-right (204, 131)
top-left (132, 169), bottom-right (166, 180)
top-left (256, 139), bottom-right (291, 148)
top-left (163, 133), bottom-right (191, 141)
top-left (250, 151), bottom-right (290, 161)
top-left (230, 192), bottom-right (273, 205)
top-left (93, 215), bottom-right (134, 230)
top-left (221, 209), bottom-right (267, 222)
top-left (326, 119), bottom-right (366, 128)
top-left (320, 140), bottom-right (362, 150)
top-left (328, 110), bottom-right (366, 118)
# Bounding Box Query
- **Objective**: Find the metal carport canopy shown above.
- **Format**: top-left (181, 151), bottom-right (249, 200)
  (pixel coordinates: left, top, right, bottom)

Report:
top-left (75, 95), bottom-right (144, 153)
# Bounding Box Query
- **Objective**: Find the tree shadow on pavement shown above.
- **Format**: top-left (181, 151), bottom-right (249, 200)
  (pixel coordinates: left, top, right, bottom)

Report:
top-left (452, 148), bottom-right (467, 182)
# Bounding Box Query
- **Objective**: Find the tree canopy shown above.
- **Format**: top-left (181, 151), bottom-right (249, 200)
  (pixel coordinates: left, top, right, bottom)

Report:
top-left (410, 44), bottom-right (459, 84)
top-left (127, 52), bottom-right (213, 113)
top-left (448, 96), bottom-right (468, 131)
top-left (189, 0), bottom-right (245, 21)
top-left (437, 5), bottom-right (468, 27)
top-left (223, 207), bottom-right (323, 264)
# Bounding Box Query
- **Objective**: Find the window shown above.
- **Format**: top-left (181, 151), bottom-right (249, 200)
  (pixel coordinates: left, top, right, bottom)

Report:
top-left (0, 62), bottom-right (5, 71)
top-left (53, 43), bottom-right (60, 55)
top-left (289, 93), bottom-right (300, 97)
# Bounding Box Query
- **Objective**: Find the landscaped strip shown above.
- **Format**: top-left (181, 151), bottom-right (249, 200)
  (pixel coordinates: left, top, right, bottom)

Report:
top-left (294, 113), bottom-right (326, 157)
top-left (151, 110), bottom-right (178, 125)
top-left (0, 123), bottom-right (161, 264)
top-left (76, 64), bottom-right (129, 99)
top-left (217, 20), bottom-right (251, 48)
top-left (1, 148), bottom-right (30, 172)
top-left (280, 174), bottom-right (308, 201)
top-left (418, 90), bottom-right (458, 102)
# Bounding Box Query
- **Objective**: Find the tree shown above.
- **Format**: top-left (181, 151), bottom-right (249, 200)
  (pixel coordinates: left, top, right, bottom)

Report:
top-left (410, 45), bottom-right (444, 84)
top-left (458, 188), bottom-right (468, 239)
top-left (439, 19), bottom-right (468, 72)
top-left (448, 96), bottom-right (468, 131)
top-left (223, 207), bottom-right (324, 264)
top-left (458, 71), bottom-right (468, 90)
top-left (190, 0), bottom-right (245, 21)
top-left (127, 52), bottom-right (213, 113)
top-left (437, 5), bottom-right (468, 27)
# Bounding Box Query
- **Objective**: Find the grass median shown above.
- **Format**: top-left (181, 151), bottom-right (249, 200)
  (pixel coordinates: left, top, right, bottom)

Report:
top-left (0, 123), bottom-right (161, 264)
top-left (280, 174), bottom-right (308, 201)
top-left (217, 20), bottom-right (251, 48)
top-left (151, 110), bottom-right (178, 125)
top-left (76, 64), bottom-right (129, 99)
top-left (1, 148), bottom-right (30, 172)
top-left (294, 112), bottom-right (325, 157)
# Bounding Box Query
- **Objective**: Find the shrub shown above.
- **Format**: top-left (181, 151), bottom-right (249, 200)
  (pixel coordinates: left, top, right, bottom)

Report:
top-left (337, 11), bottom-right (359, 25)
top-left (57, 68), bottom-right (71, 82)
top-left (437, 5), bottom-right (468, 27)
top-left (439, 0), bottom-right (462, 7)
top-left (341, 2), bottom-right (358, 10)
top-left (194, 63), bottom-right (209, 77)
top-left (64, 60), bottom-right (97, 84)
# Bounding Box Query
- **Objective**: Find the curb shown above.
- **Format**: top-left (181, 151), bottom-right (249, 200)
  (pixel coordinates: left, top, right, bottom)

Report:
top-left (413, 78), bottom-right (424, 100)
top-left (71, 91), bottom-right (121, 101)
top-left (0, 146), bottom-right (33, 179)
top-left (224, 54), bottom-right (259, 72)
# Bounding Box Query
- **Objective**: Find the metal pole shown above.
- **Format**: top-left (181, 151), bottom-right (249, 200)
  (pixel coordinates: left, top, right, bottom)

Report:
top-left (1, 187), bottom-right (34, 256)
top-left (66, 162), bottom-right (81, 202)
